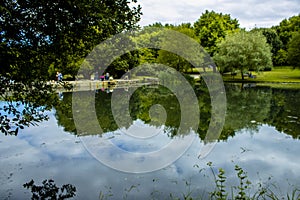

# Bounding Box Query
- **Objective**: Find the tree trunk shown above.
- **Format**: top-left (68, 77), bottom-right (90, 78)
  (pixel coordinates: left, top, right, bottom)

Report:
top-left (241, 71), bottom-right (244, 80)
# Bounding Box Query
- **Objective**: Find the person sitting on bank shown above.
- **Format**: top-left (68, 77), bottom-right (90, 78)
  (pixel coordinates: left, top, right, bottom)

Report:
top-left (249, 72), bottom-right (253, 78)
top-left (100, 75), bottom-right (105, 81)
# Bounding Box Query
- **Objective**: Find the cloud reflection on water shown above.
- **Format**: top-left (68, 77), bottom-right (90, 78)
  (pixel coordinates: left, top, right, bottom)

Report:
top-left (0, 112), bottom-right (300, 199)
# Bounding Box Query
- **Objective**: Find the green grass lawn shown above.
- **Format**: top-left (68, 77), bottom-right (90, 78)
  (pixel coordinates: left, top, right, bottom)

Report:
top-left (222, 67), bottom-right (300, 83)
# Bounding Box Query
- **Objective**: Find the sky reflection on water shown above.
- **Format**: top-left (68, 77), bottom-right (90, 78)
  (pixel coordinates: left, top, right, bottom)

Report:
top-left (0, 109), bottom-right (300, 199)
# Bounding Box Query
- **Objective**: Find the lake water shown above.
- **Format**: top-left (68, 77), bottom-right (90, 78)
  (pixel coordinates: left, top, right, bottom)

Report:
top-left (0, 83), bottom-right (299, 199)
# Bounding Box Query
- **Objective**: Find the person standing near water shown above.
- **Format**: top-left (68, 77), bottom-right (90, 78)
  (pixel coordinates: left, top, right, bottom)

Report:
top-left (56, 71), bottom-right (63, 82)
top-left (105, 72), bottom-right (109, 80)
top-left (94, 71), bottom-right (99, 80)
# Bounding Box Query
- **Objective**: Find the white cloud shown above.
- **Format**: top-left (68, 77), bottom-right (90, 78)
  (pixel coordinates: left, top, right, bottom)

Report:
top-left (138, 0), bottom-right (300, 29)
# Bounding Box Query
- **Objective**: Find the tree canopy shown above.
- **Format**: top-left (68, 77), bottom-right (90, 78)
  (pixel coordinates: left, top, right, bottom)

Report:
top-left (213, 31), bottom-right (273, 79)
top-left (270, 14), bottom-right (300, 66)
top-left (0, 0), bottom-right (142, 81)
top-left (251, 28), bottom-right (284, 66)
top-left (274, 14), bottom-right (300, 48)
top-left (193, 10), bottom-right (240, 55)
top-left (0, 0), bottom-right (142, 135)
top-left (156, 25), bottom-right (201, 73)
top-left (287, 32), bottom-right (300, 68)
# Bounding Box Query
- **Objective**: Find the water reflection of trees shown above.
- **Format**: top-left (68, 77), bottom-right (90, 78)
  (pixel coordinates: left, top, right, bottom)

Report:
top-left (268, 88), bottom-right (300, 139)
top-left (1, 79), bottom-right (298, 140)
top-left (23, 179), bottom-right (76, 200)
top-left (223, 84), bottom-right (272, 132)
top-left (53, 83), bottom-right (300, 141)
top-left (223, 84), bottom-right (300, 139)
top-left (0, 78), bottom-right (58, 135)
top-left (53, 83), bottom-right (210, 137)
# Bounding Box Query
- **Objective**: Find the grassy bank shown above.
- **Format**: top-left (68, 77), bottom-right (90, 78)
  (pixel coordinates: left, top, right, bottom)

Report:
top-left (222, 67), bottom-right (300, 83)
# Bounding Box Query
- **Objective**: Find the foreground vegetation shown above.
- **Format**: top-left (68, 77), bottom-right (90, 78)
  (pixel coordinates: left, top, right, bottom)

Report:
top-left (206, 163), bottom-right (300, 200)
top-left (25, 163), bottom-right (300, 200)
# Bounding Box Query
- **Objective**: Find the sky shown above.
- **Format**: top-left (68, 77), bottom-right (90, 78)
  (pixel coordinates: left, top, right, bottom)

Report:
top-left (137, 0), bottom-right (300, 30)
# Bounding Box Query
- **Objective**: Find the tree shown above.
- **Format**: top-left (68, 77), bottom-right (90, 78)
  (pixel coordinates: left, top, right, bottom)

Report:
top-left (287, 32), bottom-right (300, 68)
top-left (133, 25), bottom-right (204, 73)
top-left (259, 28), bottom-right (283, 54)
top-left (214, 31), bottom-right (273, 79)
top-left (273, 49), bottom-right (288, 66)
top-left (0, 0), bottom-right (142, 81)
top-left (0, 0), bottom-right (141, 135)
top-left (77, 59), bottom-right (94, 79)
top-left (274, 14), bottom-right (300, 49)
top-left (108, 51), bottom-right (140, 78)
top-left (251, 28), bottom-right (283, 66)
top-left (193, 10), bottom-right (240, 55)
top-left (157, 26), bottom-right (200, 72)
top-left (132, 26), bottom-right (163, 65)
top-left (272, 14), bottom-right (300, 66)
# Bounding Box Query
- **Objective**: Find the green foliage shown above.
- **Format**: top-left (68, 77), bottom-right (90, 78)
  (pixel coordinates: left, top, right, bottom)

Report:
top-left (108, 51), bottom-right (140, 78)
top-left (157, 26), bottom-right (200, 72)
top-left (271, 14), bottom-right (300, 65)
top-left (211, 168), bottom-right (227, 200)
top-left (214, 31), bottom-right (273, 78)
top-left (0, 0), bottom-right (142, 81)
top-left (132, 27), bottom-right (162, 65)
top-left (207, 162), bottom-right (253, 200)
top-left (274, 14), bottom-right (300, 49)
top-left (234, 165), bottom-right (252, 200)
top-left (77, 59), bottom-right (94, 79)
top-left (287, 32), bottom-right (300, 68)
top-left (273, 49), bottom-right (288, 66)
top-left (0, 76), bottom-right (74, 136)
top-left (264, 29), bottom-right (283, 54)
top-left (194, 10), bottom-right (240, 55)
top-left (23, 179), bottom-right (76, 200)
top-left (251, 28), bottom-right (284, 66)
top-left (86, 33), bottom-right (139, 79)
top-left (133, 25), bottom-right (208, 73)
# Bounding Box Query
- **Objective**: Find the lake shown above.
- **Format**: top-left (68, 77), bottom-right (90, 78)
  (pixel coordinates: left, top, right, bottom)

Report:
top-left (0, 83), bottom-right (299, 199)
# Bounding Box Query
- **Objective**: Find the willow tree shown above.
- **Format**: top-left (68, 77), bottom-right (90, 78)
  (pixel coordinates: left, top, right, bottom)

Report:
top-left (213, 31), bottom-right (273, 79)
